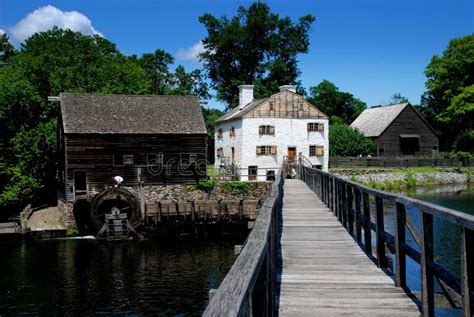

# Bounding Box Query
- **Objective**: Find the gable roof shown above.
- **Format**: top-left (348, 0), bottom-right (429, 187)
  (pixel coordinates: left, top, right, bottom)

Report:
top-left (215, 90), bottom-right (327, 123)
top-left (215, 97), bottom-right (270, 123)
top-left (60, 93), bottom-right (207, 134)
top-left (350, 103), bottom-right (410, 137)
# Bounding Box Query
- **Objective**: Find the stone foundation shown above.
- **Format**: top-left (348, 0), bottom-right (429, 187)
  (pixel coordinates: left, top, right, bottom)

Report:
top-left (58, 199), bottom-right (77, 230)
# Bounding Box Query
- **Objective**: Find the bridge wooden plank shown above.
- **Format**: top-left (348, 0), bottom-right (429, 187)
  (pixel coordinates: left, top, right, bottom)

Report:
top-left (277, 179), bottom-right (421, 316)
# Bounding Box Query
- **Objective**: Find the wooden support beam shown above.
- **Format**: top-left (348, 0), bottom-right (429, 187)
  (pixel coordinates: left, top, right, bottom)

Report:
top-left (395, 202), bottom-right (407, 289)
top-left (421, 212), bottom-right (434, 317)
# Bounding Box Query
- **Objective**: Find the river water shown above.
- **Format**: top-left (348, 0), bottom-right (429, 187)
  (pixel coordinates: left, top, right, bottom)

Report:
top-left (0, 238), bottom-right (238, 316)
top-left (0, 184), bottom-right (471, 316)
top-left (385, 183), bottom-right (473, 316)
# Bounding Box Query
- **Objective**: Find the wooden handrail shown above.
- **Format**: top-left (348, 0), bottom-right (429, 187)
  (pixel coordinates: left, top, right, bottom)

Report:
top-left (203, 170), bottom-right (284, 317)
top-left (299, 160), bottom-right (474, 317)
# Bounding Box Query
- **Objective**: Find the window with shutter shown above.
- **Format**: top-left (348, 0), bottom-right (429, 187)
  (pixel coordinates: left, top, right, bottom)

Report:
top-left (256, 146), bottom-right (262, 155)
top-left (309, 145), bottom-right (316, 156)
top-left (271, 146), bottom-right (277, 155)
top-left (259, 125), bottom-right (275, 135)
top-left (316, 146), bottom-right (324, 156)
top-left (308, 122), bottom-right (324, 132)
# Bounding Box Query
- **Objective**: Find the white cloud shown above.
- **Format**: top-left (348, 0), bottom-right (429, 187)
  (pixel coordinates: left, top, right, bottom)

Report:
top-left (176, 41), bottom-right (205, 63)
top-left (0, 29), bottom-right (5, 35)
top-left (10, 5), bottom-right (103, 42)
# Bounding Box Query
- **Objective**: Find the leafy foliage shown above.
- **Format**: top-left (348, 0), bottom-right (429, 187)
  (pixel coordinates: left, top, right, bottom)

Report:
top-left (202, 107), bottom-right (224, 136)
top-left (329, 123), bottom-right (376, 157)
top-left (421, 34), bottom-right (474, 152)
top-left (387, 92), bottom-right (410, 105)
top-left (218, 181), bottom-right (253, 196)
top-left (306, 80), bottom-right (366, 124)
top-left (199, 2), bottom-right (315, 108)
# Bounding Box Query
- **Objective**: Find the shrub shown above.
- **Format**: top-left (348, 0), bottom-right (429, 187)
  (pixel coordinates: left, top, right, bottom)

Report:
top-left (219, 181), bottom-right (253, 196)
top-left (329, 123), bottom-right (376, 157)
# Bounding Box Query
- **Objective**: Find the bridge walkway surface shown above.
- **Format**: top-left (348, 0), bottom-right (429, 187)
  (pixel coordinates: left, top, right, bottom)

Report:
top-left (277, 179), bottom-right (421, 316)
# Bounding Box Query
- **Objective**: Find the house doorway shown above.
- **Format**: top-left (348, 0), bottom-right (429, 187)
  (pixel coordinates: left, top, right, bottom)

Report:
top-left (74, 171), bottom-right (87, 197)
top-left (248, 165), bottom-right (258, 181)
top-left (287, 147), bottom-right (297, 162)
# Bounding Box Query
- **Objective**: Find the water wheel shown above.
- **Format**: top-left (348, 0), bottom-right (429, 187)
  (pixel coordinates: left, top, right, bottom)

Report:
top-left (90, 187), bottom-right (141, 232)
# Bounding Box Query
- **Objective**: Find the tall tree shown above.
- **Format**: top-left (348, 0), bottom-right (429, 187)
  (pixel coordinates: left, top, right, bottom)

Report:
top-left (0, 33), bottom-right (16, 66)
top-left (306, 80), bottom-right (366, 124)
top-left (422, 34), bottom-right (474, 151)
top-left (387, 92), bottom-right (409, 105)
top-left (199, 2), bottom-right (315, 109)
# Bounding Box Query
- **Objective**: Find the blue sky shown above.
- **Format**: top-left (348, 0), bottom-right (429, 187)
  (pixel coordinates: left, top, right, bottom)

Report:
top-left (1, 0), bottom-right (473, 110)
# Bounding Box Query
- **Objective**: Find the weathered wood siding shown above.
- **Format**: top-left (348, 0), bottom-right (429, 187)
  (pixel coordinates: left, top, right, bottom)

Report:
top-left (375, 106), bottom-right (438, 157)
top-left (62, 134), bottom-right (207, 201)
top-left (244, 91), bottom-right (326, 119)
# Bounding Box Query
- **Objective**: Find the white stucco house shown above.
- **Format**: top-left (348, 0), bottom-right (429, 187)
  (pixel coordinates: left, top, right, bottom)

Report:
top-left (214, 84), bottom-right (329, 181)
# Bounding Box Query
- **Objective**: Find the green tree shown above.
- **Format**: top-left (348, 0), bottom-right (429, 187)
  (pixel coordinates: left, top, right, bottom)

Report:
top-left (0, 33), bottom-right (16, 66)
top-left (329, 123), bottom-right (376, 157)
top-left (388, 92), bottom-right (409, 105)
top-left (201, 107), bottom-right (224, 136)
top-left (199, 2), bottom-right (315, 109)
top-left (306, 80), bottom-right (366, 124)
top-left (422, 34), bottom-right (474, 151)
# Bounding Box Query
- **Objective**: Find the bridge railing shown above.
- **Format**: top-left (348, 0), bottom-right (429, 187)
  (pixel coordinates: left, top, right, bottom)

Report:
top-left (299, 160), bottom-right (473, 317)
top-left (203, 169), bottom-right (284, 317)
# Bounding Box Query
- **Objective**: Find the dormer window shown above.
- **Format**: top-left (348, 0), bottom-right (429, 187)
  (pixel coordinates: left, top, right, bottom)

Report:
top-left (308, 122), bottom-right (324, 132)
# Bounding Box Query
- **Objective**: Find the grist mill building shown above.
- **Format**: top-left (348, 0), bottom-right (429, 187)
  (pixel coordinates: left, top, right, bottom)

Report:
top-left (57, 93), bottom-right (208, 202)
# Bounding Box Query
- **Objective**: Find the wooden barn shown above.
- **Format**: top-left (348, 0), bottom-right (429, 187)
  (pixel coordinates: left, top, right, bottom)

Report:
top-left (57, 93), bottom-right (208, 202)
top-left (350, 103), bottom-right (439, 157)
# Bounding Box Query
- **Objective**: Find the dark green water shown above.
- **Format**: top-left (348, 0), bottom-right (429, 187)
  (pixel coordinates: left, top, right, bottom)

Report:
top-left (0, 239), bottom-right (237, 316)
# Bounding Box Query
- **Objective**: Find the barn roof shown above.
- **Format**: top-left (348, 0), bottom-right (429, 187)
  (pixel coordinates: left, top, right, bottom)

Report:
top-left (60, 93), bottom-right (207, 134)
top-left (350, 103), bottom-right (409, 137)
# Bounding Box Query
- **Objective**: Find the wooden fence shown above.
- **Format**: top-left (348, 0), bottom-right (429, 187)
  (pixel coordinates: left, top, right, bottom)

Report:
top-left (203, 170), bottom-right (284, 317)
top-left (299, 161), bottom-right (473, 317)
top-left (329, 156), bottom-right (470, 168)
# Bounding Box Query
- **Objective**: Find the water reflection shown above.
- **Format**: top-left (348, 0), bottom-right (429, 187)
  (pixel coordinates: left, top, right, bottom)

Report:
top-left (0, 239), bottom-right (238, 316)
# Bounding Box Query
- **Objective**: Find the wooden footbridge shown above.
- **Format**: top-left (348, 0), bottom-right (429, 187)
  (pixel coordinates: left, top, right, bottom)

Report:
top-left (204, 161), bottom-right (473, 317)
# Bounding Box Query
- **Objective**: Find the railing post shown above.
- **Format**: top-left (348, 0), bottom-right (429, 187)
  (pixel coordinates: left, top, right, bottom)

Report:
top-left (329, 177), bottom-right (333, 212)
top-left (421, 212), bottom-right (434, 317)
top-left (462, 227), bottom-right (473, 317)
top-left (375, 197), bottom-right (388, 268)
top-left (395, 202), bottom-right (406, 289)
top-left (331, 177), bottom-right (336, 215)
top-left (354, 188), bottom-right (362, 243)
top-left (336, 180), bottom-right (342, 223)
top-left (342, 184), bottom-right (347, 228)
top-left (363, 192), bottom-right (372, 255)
top-left (347, 185), bottom-right (354, 235)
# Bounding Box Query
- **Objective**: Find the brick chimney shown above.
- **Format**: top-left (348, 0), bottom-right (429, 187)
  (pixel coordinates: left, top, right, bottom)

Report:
top-left (239, 85), bottom-right (254, 110)
top-left (279, 85), bottom-right (297, 93)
